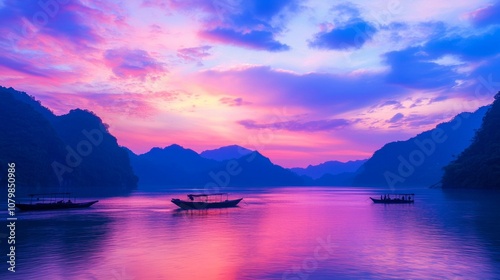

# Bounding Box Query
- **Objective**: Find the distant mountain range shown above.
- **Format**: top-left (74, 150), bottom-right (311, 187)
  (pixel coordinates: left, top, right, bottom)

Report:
top-left (200, 145), bottom-right (253, 161)
top-left (352, 106), bottom-right (489, 188)
top-left (290, 160), bottom-right (367, 179)
top-left (0, 86), bottom-right (137, 195)
top-left (129, 145), bottom-right (304, 189)
top-left (1, 85), bottom-right (496, 191)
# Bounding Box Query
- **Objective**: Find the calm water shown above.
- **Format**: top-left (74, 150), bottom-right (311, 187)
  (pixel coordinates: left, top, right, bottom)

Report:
top-left (2, 187), bottom-right (500, 279)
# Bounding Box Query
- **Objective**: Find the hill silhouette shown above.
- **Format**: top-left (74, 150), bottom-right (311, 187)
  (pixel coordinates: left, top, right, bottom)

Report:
top-left (442, 93), bottom-right (500, 188)
top-left (129, 148), bottom-right (305, 189)
top-left (0, 86), bottom-right (137, 195)
top-left (200, 145), bottom-right (253, 161)
top-left (291, 160), bottom-right (366, 179)
top-left (128, 145), bottom-right (219, 187)
top-left (352, 106), bottom-right (489, 188)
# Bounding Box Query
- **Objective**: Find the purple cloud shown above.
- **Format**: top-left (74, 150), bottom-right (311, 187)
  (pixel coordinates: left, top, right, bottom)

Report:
top-left (468, 1), bottom-right (500, 27)
top-left (384, 47), bottom-right (460, 89)
top-left (198, 66), bottom-right (408, 114)
top-left (0, 55), bottom-right (50, 77)
top-left (387, 113), bottom-right (404, 123)
top-left (104, 48), bottom-right (166, 80)
top-left (200, 28), bottom-right (290, 51)
top-left (238, 118), bottom-right (351, 132)
top-left (309, 3), bottom-right (377, 50)
top-left (424, 27), bottom-right (500, 61)
top-left (379, 100), bottom-right (404, 109)
top-left (147, 0), bottom-right (300, 51)
top-left (219, 97), bottom-right (251, 106)
top-left (383, 24), bottom-right (500, 90)
top-left (0, 0), bottom-right (107, 46)
top-left (310, 20), bottom-right (377, 50)
top-left (177, 45), bottom-right (212, 64)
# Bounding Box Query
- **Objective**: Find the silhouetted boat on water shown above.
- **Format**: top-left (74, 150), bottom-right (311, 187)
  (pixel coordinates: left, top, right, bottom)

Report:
top-left (171, 193), bottom-right (243, 210)
top-left (370, 193), bottom-right (414, 204)
top-left (15, 193), bottom-right (98, 211)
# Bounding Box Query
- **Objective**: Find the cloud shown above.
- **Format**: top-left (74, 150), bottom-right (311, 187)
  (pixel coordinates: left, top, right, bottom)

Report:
top-left (238, 118), bottom-right (351, 132)
top-left (177, 45), bottom-right (212, 64)
top-left (309, 20), bottom-right (377, 50)
top-left (197, 66), bottom-right (408, 114)
top-left (0, 55), bottom-right (50, 78)
top-left (329, 3), bottom-right (361, 21)
top-left (104, 48), bottom-right (166, 80)
top-left (387, 113), bottom-right (404, 123)
top-left (379, 100), bottom-right (404, 109)
top-left (467, 1), bottom-right (500, 27)
top-left (309, 3), bottom-right (377, 50)
top-left (383, 24), bottom-right (500, 90)
top-left (384, 47), bottom-right (460, 89)
top-left (0, 0), bottom-right (121, 47)
top-left (424, 27), bottom-right (500, 61)
top-left (37, 91), bottom-right (178, 118)
top-left (146, 0), bottom-right (300, 51)
top-left (200, 28), bottom-right (290, 51)
top-left (219, 97), bottom-right (251, 106)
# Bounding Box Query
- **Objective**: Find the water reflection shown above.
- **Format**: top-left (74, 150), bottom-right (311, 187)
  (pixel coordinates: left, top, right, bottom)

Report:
top-left (1, 188), bottom-right (499, 279)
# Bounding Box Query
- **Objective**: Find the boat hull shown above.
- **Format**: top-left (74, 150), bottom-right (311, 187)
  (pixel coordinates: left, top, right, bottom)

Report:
top-left (15, 200), bottom-right (99, 211)
top-left (370, 197), bottom-right (414, 204)
top-left (171, 198), bottom-right (242, 210)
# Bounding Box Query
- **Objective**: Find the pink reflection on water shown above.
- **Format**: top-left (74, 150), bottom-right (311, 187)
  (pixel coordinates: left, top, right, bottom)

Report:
top-left (11, 189), bottom-right (500, 279)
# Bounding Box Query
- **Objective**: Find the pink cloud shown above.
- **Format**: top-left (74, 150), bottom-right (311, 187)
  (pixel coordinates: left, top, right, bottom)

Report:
top-left (195, 66), bottom-right (408, 114)
top-left (219, 97), bottom-right (251, 106)
top-left (466, 1), bottom-right (500, 27)
top-left (177, 45), bottom-right (212, 65)
top-left (103, 48), bottom-right (167, 80)
top-left (36, 91), bottom-right (178, 118)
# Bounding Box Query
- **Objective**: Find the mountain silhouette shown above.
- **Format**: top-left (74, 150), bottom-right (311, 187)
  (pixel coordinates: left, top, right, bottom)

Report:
top-left (291, 160), bottom-right (367, 179)
top-left (313, 172), bottom-right (357, 186)
top-left (442, 93), bottom-right (500, 188)
top-left (128, 145), bottom-right (219, 187)
top-left (352, 105), bottom-right (489, 188)
top-left (0, 86), bottom-right (137, 195)
top-left (200, 145), bottom-right (253, 161)
top-left (130, 148), bottom-right (305, 188)
top-left (198, 151), bottom-right (305, 187)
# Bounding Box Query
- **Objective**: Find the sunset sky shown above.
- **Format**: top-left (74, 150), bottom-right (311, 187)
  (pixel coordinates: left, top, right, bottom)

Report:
top-left (1, 0), bottom-right (499, 167)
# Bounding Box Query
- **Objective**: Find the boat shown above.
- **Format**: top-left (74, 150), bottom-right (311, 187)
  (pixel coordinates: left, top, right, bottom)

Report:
top-left (15, 193), bottom-right (99, 211)
top-left (370, 193), bottom-right (414, 204)
top-left (171, 193), bottom-right (243, 210)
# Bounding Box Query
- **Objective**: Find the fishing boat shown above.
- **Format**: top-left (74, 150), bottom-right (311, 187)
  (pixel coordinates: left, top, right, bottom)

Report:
top-left (15, 193), bottom-right (99, 211)
top-left (171, 193), bottom-right (243, 210)
top-left (370, 193), bottom-right (414, 204)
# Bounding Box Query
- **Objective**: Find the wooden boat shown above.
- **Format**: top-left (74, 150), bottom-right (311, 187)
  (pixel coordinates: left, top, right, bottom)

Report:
top-left (171, 193), bottom-right (243, 210)
top-left (15, 193), bottom-right (98, 211)
top-left (370, 193), bottom-right (414, 204)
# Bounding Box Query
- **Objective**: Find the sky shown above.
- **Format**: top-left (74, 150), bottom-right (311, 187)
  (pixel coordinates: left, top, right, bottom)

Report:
top-left (1, 0), bottom-right (499, 167)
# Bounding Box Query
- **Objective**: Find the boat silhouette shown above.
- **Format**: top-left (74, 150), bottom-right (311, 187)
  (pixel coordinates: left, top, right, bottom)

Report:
top-left (15, 193), bottom-right (98, 211)
top-left (171, 193), bottom-right (242, 210)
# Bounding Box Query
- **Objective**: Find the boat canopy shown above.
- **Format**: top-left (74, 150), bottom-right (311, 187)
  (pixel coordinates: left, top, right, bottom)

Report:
top-left (26, 193), bottom-right (75, 204)
top-left (28, 192), bottom-right (72, 196)
top-left (187, 193), bottom-right (230, 201)
top-left (187, 193), bottom-right (228, 197)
